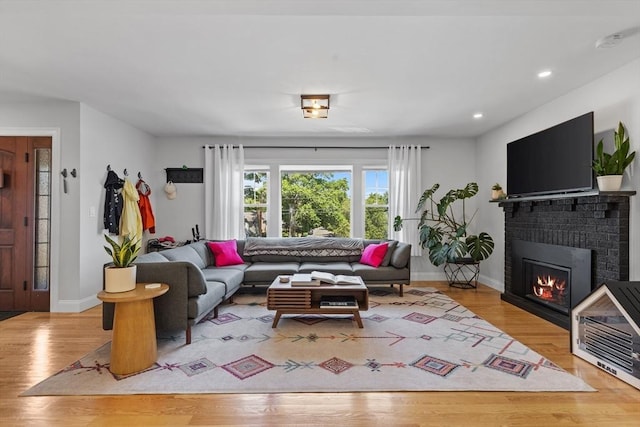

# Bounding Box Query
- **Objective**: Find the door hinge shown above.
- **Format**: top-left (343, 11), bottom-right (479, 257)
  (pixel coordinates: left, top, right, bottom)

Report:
top-left (23, 281), bottom-right (27, 291)
top-left (24, 217), bottom-right (28, 226)
top-left (25, 152), bottom-right (29, 163)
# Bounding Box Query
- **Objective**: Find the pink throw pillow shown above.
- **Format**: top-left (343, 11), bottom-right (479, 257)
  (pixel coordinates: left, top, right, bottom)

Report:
top-left (206, 240), bottom-right (244, 267)
top-left (360, 242), bottom-right (389, 267)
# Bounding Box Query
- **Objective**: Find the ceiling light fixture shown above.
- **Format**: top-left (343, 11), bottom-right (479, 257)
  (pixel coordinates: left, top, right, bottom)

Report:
top-left (301, 94), bottom-right (330, 118)
top-left (473, 112), bottom-right (483, 119)
top-left (538, 70), bottom-right (552, 79)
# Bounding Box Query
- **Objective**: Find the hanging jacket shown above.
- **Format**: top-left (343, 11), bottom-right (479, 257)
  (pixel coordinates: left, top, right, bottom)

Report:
top-left (103, 170), bottom-right (124, 234)
top-left (119, 178), bottom-right (143, 242)
top-left (136, 179), bottom-right (156, 234)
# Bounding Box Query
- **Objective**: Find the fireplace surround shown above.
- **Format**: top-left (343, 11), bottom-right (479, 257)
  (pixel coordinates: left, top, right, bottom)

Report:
top-left (499, 192), bottom-right (634, 329)
top-left (509, 240), bottom-right (591, 327)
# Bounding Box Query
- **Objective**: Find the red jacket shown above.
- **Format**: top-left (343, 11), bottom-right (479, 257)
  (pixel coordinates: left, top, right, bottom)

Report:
top-left (136, 179), bottom-right (156, 234)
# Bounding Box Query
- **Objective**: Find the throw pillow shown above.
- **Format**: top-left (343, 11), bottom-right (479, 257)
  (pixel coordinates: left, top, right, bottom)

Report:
top-left (360, 242), bottom-right (389, 267)
top-left (380, 240), bottom-right (398, 266)
top-left (206, 240), bottom-right (244, 267)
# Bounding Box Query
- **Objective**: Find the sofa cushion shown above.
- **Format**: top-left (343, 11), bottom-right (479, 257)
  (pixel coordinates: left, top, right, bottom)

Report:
top-left (243, 262), bottom-right (300, 283)
top-left (351, 264), bottom-right (409, 282)
top-left (135, 251), bottom-right (170, 263)
top-left (207, 240), bottom-right (244, 266)
top-left (161, 245), bottom-right (207, 269)
top-left (188, 281), bottom-right (226, 320)
top-left (360, 242), bottom-right (389, 267)
top-left (201, 267), bottom-right (245, 295)
top-left (390, 242), bottom-right (411, 268)
top-left (381, 240), bottom-right (398, 266)
top-left (298, 262), bottom-right (353, 275)
top-left (188, 241), bottom-right (215, 266)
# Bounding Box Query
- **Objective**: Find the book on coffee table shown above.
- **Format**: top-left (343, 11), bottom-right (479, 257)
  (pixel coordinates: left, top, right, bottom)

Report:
top-left (320, 295), bottom-right (359, 309)
top-left (290, 274), bottom-right (321, 287)
top-left (310, 271), bottom-right (362, 285)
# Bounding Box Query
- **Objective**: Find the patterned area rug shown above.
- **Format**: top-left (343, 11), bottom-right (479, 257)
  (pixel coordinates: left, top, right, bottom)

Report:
top-left (23, 288), bottom-right (594, 395)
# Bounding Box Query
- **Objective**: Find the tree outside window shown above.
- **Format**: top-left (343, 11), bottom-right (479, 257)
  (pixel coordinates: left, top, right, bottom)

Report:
top-left (244, 170), bottom-right (268, 237)
top-left (364, 169), bottom-right (389, 239)
top-left (281, 171), bottom-right (351, 237)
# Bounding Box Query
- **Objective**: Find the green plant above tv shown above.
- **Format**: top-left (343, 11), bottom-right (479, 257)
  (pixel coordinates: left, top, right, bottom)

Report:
top-left (393, 182), bottom-right (494, 266)
top-left (592, 121), bottom-right (635, 176)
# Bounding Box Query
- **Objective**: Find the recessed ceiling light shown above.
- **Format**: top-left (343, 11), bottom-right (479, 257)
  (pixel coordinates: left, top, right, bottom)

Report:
top-left (473, 113), bottom-right (483, 119)
top-left (538, 70), bottom-right (552, 79)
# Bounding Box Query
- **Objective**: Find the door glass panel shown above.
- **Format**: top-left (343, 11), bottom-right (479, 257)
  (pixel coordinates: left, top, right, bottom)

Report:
top-left (33, 148), bottom-right (51, 292)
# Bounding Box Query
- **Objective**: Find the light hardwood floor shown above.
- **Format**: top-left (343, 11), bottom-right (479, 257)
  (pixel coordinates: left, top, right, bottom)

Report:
top-left (1, 281), bottom-right (638, 427)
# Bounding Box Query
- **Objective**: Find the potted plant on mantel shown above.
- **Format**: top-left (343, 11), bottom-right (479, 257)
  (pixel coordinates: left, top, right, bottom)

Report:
top-left (491, 183), bottom-right (506, 200)
top-left (592, 121), bottom-right (636, 192)
top-left (103, 234), bottom-right (141, 293)
top-left (393, 182), bottom-right (495, 268)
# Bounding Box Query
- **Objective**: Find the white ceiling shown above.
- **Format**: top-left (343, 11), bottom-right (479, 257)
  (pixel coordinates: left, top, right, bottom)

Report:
top-left (0, 0), bottom-right (639, 139)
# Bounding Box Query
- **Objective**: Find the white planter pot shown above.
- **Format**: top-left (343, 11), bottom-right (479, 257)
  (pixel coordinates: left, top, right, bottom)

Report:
top-left (104, 265), bottom-right (137, 293)
top-left (491, 189), bottom-right (504, 200)
top-left (596, 175), bottom-right (623, 192)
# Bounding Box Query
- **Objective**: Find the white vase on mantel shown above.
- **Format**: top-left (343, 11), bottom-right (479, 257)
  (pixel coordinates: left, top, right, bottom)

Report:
top-left (596, 175), bottom-right (623, 192)
top-left (104, 265), bottom-right (137, 293)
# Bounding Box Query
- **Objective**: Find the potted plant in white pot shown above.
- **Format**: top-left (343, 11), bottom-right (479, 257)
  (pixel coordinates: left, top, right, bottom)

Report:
top-left (491, 183), bottom-right (505, 200)
top-left (103, 234), bottom-right (141, 293)
top-left (592, 121), bottom-right (635, 192)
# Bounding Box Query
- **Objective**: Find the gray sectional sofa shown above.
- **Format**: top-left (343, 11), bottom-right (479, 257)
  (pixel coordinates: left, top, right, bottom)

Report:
top-left (102, 237), bottom-right (411, 344)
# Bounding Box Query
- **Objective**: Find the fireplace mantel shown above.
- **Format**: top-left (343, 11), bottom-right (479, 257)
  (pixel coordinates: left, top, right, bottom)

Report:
top-left (491, 190), bottom-right (635, 204)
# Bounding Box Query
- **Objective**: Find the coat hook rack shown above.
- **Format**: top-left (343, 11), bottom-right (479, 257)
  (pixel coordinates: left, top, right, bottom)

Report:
top-left (138, 172), bottom-right (143, 180)
top-left (123, 168), bottom-right (128, 176)
top-left (61, 169), bottom-right (68, 194)
top-left (70, 168), bottom-right (77, 178)
top-left (107, 164), bottom-right (111, 171)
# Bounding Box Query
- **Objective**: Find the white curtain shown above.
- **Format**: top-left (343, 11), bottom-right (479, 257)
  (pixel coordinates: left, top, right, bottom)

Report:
top-left (204, 144), bottom-right (245, 240)
top-left (388, 145), bottom-right (422, 256)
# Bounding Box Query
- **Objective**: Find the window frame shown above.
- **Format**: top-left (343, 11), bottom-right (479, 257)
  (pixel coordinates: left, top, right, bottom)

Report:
top-left (362, 167), bottom-right (390, 240)
top-left (243, 166), bottom-right (270, 237)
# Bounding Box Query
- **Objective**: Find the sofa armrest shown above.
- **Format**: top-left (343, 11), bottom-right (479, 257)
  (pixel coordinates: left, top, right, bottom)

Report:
top-left (102, 261), bottom-right (207, 333)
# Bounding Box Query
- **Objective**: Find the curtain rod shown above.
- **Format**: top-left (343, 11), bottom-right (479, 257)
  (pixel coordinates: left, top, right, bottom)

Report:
top-left (202, 145), bottom-right (429, 150)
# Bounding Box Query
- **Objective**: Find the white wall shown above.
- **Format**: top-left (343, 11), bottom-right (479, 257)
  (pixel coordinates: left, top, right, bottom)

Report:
top-left (153, 135), bottom-right (478, 280)
top-left (79, 104), bottom-right (156, 309)
top-left (476, 58), bottom-right (640, 291)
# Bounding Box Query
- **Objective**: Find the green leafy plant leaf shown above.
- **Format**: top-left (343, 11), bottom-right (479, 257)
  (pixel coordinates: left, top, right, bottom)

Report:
top-left (104, 234), bottom-right (141, 268)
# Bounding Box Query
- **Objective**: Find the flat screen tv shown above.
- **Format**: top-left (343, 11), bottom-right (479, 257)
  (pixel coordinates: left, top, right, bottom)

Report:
top-left (507, 112), bottom-right (594, 197)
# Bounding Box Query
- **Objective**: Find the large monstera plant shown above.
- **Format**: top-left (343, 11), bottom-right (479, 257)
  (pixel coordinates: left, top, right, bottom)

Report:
top-left (393, 182), bottom-right (494, 266)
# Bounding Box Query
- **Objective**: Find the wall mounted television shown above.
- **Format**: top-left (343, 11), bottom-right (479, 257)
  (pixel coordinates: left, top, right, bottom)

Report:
top-left (507, 112), bottom-right (594, 197)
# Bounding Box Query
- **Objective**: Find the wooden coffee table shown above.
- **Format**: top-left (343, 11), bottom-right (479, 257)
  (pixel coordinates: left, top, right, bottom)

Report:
top-left (97, 283), bottom-right (169, 375)
top-left (267, 276), bottom-right (368, 328)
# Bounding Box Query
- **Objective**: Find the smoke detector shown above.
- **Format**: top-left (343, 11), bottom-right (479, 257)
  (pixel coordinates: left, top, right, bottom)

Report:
top-left (595, 33), bottom-right (625, 49)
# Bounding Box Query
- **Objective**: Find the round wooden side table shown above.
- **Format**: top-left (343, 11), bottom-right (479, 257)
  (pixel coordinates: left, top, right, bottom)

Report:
top-left (97, 283), bottom-right (169, 375)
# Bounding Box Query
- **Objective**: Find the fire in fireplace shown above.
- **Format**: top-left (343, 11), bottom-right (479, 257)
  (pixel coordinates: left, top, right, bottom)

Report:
top-left (523, 260), bottom-right (570, 313)
top-left (506, 240), bottom-right (591, 329)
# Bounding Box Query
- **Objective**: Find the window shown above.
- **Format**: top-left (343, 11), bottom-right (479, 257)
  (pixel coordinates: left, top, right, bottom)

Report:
top-left (281, 169), bottom-right (351, 237)
top-left (243, 169), bottom-right (268, 237)
top-left (34, 148), bottom-right (51, 290)
top-left (364, 169), bottom-right (389, 239)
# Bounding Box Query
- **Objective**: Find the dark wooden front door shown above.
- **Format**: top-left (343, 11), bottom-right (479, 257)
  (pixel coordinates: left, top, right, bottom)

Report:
top-left (0, 136), bottom-right (51, 311)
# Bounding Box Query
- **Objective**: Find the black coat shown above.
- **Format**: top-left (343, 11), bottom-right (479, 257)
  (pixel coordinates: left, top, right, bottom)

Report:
top-left (103, 170), bottom-right (124, 234)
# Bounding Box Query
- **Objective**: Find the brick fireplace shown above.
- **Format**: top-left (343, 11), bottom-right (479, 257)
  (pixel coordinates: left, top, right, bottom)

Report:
top-left (499, 192), bottom-right (634, 329)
